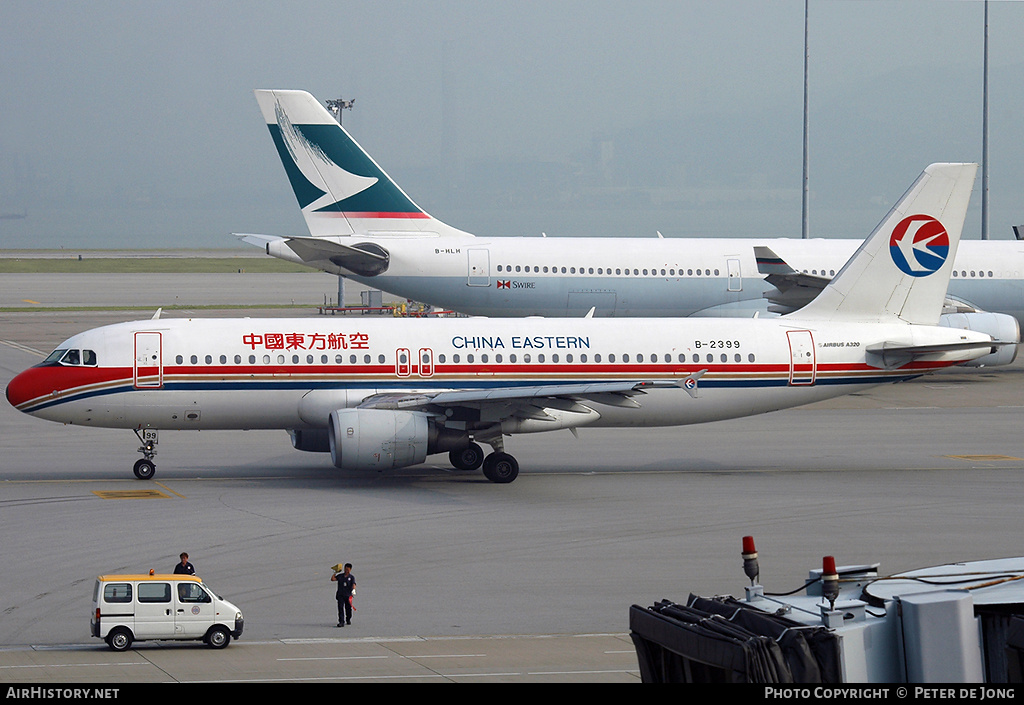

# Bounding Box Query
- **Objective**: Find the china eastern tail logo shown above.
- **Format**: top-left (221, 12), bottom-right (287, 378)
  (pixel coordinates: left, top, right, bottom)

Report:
top-left (889, 215), bottom-right (949, 277)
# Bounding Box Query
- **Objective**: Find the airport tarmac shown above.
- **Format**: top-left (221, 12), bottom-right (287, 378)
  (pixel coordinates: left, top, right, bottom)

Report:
top-left (2, 272), bottom-right (1024, 683)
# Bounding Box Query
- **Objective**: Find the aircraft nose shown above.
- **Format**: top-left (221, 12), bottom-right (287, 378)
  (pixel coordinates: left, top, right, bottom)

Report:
top-left (6, 366), bottom-right (51, 412)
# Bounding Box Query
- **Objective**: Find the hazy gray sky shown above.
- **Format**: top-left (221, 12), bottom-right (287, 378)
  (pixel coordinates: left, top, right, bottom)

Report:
top-left (1, 0), bottom-right (1022, 249)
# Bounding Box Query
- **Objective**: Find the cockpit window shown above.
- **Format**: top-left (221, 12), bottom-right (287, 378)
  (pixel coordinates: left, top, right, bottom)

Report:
top-left (48, 349), bottom-right (98, 367)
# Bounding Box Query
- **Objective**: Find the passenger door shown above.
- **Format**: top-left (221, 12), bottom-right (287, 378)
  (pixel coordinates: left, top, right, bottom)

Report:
top-left (467, 249), bottom-right (490, 286)
top-left (134, 331), bottom-right (163, 388)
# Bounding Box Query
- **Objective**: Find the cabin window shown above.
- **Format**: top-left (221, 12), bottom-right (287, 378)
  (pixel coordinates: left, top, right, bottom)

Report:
top-left (748, 354), bottom-right (756, 362)
top-left (707, 354), bottom-right (714, 363)
top-left (249, 355), bottom-right (256, 364)
top-left (176, 355), bottom-right (183, 364)
top-left (538, 354), bottom-right (545, 363)
top-left (453, 354), bottom-right (461, 363)
top-left (103, 583), bottom-right (132, 604)
top-left (495, 354), bottom-right (502, 363)
top-left (190, 355), bottom-right (198, 365)
top-left (552, 354), bottom-right (559, 363)
top-left (438, 354), bottom-right (446, 364)
top-left (608, 354), bottom-right (616, 362)
top-left (336, 354), bottom-right (344, 364)
top-left (138, 582), bottom-right (171, 604)
top-left (593, 353), bottom-right (601, 362)
top-left (219, 355), bottom-right (227, 364)
top-left (205, 355), bottom-right (212, 365)
top-left (467, 354), bottom-right (475, 363)
top-left (524, 354), bottom-right (531, 363)
top-left (291, 355), bottom-right (299, 364)
top-left (262, 355), bottom-right (271, 364)
top-left (622, 354), bottom-right (630, 362)
top-left (234, 355), bottom-right (242, 364)
top-left (509, 354), bottom-right (517, 363)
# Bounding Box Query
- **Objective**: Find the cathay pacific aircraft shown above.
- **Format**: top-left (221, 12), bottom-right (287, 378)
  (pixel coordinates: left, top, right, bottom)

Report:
top-left (239, 90), bottom-right (1024, 349)
top-left (11, 163), bottom-right (1012, 483)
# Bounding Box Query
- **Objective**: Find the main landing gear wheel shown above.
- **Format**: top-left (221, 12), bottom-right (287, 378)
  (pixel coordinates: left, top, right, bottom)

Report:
top-left (133, 458), bottom-right (156, 480)
top-left (449, 442), bottom-right (485, 471)
top-left (482, 452), bottom-right (519, 484)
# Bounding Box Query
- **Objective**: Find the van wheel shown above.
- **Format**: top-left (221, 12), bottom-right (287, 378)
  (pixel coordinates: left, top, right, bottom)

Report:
top-left (107, 627), bottom-right (133, 651)
top-left (206, 625), bottom-right (231, 649)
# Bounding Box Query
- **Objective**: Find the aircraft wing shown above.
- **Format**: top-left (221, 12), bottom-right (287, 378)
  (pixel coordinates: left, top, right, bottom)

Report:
top-left (235, 233), bottom-right (389, 276)
top-left (753, 246), bottom-right (830, 314)
top-left (359, 372), bottom-right (708, 415)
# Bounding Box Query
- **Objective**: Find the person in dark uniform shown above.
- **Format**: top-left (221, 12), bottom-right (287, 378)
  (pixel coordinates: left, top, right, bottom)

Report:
top-left (173, 552), bottom-right (195, 575)
top-left (331, 563), bottom-right (356, 627)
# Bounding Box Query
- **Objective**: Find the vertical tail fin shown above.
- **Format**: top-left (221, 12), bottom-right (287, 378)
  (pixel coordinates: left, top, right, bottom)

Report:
top-left (254, 89), bottom-right (471, 238)
top-left (792, 163), bottom-right (978, 325)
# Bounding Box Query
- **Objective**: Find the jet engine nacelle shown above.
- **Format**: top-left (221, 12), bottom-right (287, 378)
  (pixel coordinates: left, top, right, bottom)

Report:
top-left (939, 311), bottom-right (1020, 367)
top-left (328, 408), bottom-right (429, 471)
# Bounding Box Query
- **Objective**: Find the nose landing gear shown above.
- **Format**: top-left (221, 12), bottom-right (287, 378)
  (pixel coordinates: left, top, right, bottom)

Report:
top-left (133, 428), bottom-right (158, 480)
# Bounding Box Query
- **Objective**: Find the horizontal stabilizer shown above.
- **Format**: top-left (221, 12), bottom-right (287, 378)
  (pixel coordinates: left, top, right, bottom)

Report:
top-left (754, 246), bottom-right (830, 314)
top-left (235, 233), bottom-right (390, 277)
top-left (865, 338), bottom-right (999, 369)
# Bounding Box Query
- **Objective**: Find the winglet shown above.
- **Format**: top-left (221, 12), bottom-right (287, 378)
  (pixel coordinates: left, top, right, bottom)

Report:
top-left (791, 163), bottom-right (978, 325)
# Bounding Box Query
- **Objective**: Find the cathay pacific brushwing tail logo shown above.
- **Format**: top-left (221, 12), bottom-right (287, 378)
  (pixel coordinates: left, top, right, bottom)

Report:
top-left (889, 215), bottom-right (949, 277)
top-left (275, 101), bottom-right (377, 210)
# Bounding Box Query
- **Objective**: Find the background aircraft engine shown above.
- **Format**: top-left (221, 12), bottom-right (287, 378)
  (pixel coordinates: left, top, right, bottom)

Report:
top-left (939, 312), bottom-right (1020, 367)
top-left (328, 408), bottom-right (429, 471)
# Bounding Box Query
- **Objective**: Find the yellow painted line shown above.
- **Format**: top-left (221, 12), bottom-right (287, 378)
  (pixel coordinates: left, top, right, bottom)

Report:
top-left (945, 455), bottom-right (1022, 462)
top-left (21, 299), bottom-right (40, 304)
top-left (93, 489), bottom-right (170, 499)
top-left (155, 481), bottom-right (186, 498)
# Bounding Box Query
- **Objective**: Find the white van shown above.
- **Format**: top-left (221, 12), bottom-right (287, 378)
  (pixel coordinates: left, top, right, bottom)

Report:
top-left (91, 574), bottom-right (244, 651)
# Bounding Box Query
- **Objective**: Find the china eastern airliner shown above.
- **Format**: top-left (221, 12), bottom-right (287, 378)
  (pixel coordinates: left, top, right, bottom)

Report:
top-left (9, 163), bottom-right (1012, 483)
top-left (238, 89), bottom-right (1024, 346)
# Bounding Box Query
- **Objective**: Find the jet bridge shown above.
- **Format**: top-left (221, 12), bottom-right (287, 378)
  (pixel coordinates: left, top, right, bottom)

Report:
top-left (629, 538), bottom-right (1024, 683)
